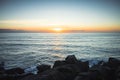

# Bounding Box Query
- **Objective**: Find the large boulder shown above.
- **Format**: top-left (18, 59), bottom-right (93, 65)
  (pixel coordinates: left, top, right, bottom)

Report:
top-left (37, 64), bottom-right (51, 73)
top-left (0, 73), bottom-right (33, 80)
top-left (108, 57), bottom-right (120, 69)
top-left (53, 60), bottom-right (66, 68)
top-left (54, 55), bottom-right (89, 72)
top-left (41, 70), bottom-right (67, 80)
top-left (34, 63), bottom-right (83, 80)
top-left (90, 62), bottom-right (116, 80)
top-left (65, 55), bottom-right (78, 64)
top-left (21, 69), bottom-right (67, 80)
top-left (54, 64), bottom-right (83, 80)
top-left (74, 72), bottom-right (89, 80)
top-left (115, 66), bottom-right (120, 80)
top-left (77, 61), bottom-right (89, 72)
top-left (74, 71), bottom-right (100, 80)
top-left (5, 67), bottom-right (24, 74)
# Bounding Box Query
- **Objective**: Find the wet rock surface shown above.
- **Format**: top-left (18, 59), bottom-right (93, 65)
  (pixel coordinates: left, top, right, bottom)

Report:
top-left (0, 55), bottom-right (120, 80)
top-left (37, 64), bottom-right (51, 74)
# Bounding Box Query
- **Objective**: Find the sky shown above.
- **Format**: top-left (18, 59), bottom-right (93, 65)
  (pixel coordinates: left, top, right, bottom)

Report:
top-left (0, 0), bottom-right (120, 32)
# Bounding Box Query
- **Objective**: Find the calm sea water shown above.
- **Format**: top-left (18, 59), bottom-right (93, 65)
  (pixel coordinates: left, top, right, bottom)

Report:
top-left (0, 33), bottom-right (120, 70)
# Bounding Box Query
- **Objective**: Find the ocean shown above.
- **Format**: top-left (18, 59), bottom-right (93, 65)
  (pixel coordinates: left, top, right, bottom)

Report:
top-left (0, 33), bottom-right (120, 73)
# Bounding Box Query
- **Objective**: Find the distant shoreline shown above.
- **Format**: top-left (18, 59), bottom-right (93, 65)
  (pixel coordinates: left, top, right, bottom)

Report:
top-left (0, 29), bottom-right (120, 33)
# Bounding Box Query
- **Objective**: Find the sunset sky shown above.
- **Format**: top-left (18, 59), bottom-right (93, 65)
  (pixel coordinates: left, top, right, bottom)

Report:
top-left (0, 0), bottom-right (120, 32)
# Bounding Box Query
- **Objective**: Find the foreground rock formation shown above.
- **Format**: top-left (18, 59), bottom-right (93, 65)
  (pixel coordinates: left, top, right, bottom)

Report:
top-left (0, 55), bottom-right (120, 80)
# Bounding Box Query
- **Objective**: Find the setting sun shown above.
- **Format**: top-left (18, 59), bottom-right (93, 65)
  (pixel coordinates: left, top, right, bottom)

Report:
top-left (53, 28), bottom-right (62, 32)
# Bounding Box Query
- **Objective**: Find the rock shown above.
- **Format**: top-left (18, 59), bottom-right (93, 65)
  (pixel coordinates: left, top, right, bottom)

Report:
top-left (0, 74), bottom-right (17, 80)
top-left (4, 56), bottom-right (119, 80)
top-left (88, 71), bottom-right (100, 80)
top-left (103, 66), bottom-right (116, 80)
top-left (100, 58), bottom-right (120, 80)
top-left (21, 69), bottom-right (67, 80)
top-left (65, 55), bottom-right (78, 64)
top-left (77, 72), bottom-right (89, 77)
top-left (54, 64), bottom-right (83, 80)
top-left (74, 72), bottom-right (89, 80)
top-left (56, 64), bottom-right (82, 73)
top-left (35, 63), bottom-right (82, 80)
top-left (53, 60), bottom-right (66, 68)
top-left (108, 57), bottom-right (120, 69)
top-left (0, 73), bottom-right (33, 80)
top-left (5, 67), bottom-right (24, 74)
top-left (76, 72), bottom-right (100, 80)
top-left (115, 66), bottom-right (120, 80)
top-left (42, 70), bottom-right (67, 80)
top-left (44, 70), bottom-right (67, 80)
top-left (74, 72), bottom-right (100, 80)
top-left (74, 76), bottom-right (83, 80)
top-left (74, 72), bottom-right (88, 80)
top-left (90, 63), bottom-right (116, 80)
top-left (37, 64), bottom-right (51, 73)
top-left (18, 73), bottom-right (40, 80)
top-left (77, 61), bottom-right (89, 72)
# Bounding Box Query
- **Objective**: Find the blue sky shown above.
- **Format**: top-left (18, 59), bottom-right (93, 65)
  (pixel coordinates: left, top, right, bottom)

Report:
top-left (0, 0), bottom-right (120, 32)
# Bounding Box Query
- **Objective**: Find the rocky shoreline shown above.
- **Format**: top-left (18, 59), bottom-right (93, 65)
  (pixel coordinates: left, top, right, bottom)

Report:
top-left (0, 55), bottom-right (120, 80)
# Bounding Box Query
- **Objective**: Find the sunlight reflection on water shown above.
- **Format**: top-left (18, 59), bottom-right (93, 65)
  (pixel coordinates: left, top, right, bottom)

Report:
top-left (0, 33), bottom-right (120, 69)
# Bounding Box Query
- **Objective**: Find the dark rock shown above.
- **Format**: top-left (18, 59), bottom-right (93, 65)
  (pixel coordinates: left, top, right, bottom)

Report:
top-left (103, 66), bottom-right (115, 80)
top-left (0, 74), bottom-right (17, 80)
top-left (41, 70), bottom-right (67, 80)
top-left (77, 72), bottom-right (89, 77)
top-left (88, 71), bottom-right (100, 80)
top-left (77, 61), bottom-right (89, 72)
top-left (90, 63), bottom-right (116, 80)
top-left (101, 58), bottom-right (120, 80)
top-left (34, 63), bottom-right (82, 80)
top-left (56, 64), bottom-right (82, 73)
top-left (37, 64), bottom-right (51, 73)
top-left (44, 70), bottom-right (67, 80)
top-left (54, 64), bottom-right (82, 80)
top-left (0, 73), bottom-right (33, 80)
top-left (17, 73), bottom-right (36, 80)
top-left (74, 76), bottom-right (83, 80)
top-left (53, 60), bottom-right (66, 68)
top-left (65, 55), bottom-right (78, 64)
top-left (115, 66), bottom-right (120, 80)
top-left (74, 72), bottom-right (89, 80)
top-left (5, 67), bottom-right (24, 74)
top-left (74, 72), bottom-right (100, 80)
top-left (5, 55), bottom-right (119, 80)
top-left (65, 55), bottom-right (89, 72)
top-left (21, 69), bottom-right (67, 80)
top-left (108, 57), bottom-right (120, 69)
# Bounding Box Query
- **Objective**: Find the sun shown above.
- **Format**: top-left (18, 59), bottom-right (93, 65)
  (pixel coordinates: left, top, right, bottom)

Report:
top-left (53, 28), bottom-right (62, 32)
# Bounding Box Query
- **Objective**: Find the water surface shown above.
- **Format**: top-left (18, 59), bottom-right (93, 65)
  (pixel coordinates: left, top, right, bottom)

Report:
top-left (0, 33), bottom-right (120, 69)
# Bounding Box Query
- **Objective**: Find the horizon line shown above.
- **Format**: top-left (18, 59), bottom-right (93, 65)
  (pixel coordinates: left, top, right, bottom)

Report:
top-left (0, 29), bottom-right (120, 33)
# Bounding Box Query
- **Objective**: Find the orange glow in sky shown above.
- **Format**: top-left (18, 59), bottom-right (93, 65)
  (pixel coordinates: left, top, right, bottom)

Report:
top-left (53, 28), bottom-right (62, 32)
top-left (0, 0), bottom-right (120, 32)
